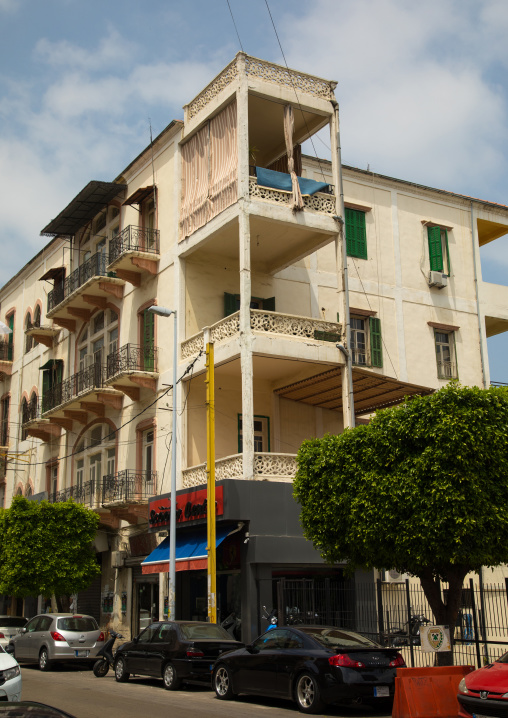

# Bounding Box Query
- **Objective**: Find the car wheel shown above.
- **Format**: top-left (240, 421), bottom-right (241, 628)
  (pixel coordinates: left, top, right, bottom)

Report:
top-left (114, 656), bottom-right (130, 683)
top-left (162, 662), bottom-right (181, 690)
top-left (295, 672), bottom-right (325, 714)
top-left (39, 647), bottom-right (53, 672)
top-left (214, 664), bottom-right (236, 700)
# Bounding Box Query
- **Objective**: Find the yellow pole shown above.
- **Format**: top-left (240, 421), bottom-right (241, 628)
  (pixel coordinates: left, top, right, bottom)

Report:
top-left (206, 342), bottom-right (216, 623)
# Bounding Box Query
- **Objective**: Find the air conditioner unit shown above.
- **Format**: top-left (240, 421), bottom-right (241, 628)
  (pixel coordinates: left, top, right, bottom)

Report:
top-left (382, 569), bottom-right (410, 583)
top-left (428, 271), bottom-right (448, 289)
top-left (111, 550), bottom-right (126, 568)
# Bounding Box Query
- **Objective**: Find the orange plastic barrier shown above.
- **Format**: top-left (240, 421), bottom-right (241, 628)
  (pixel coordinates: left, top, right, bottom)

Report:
top-left (392, 665), bottom-right (475, 718)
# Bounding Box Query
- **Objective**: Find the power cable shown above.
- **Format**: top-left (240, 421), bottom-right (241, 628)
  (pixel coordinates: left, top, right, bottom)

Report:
top-left (226, 0), bottom-right (244, 52)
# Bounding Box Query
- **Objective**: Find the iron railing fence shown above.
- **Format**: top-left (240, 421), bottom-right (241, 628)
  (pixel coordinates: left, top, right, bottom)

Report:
top-left (102, 469), bottom-right (157, 504)
top-left (106, 343), bottom-right (158, 378)
top-left (47, 479), bottom-right (98, 507)
top-left (42, 363), bottom-right (104, 413)
top-left (22, 399), bottom-right (40, 425)
top-left (275, 576), bottom-right (508, 669)
top-left (437, 360), bottom-right (458, 380)
top-left (47, 253), bottom-right (111, 313)
top-left (108, 225), bottom-right (160, 265)
top-left (0, 341), bottom-right (13, 361)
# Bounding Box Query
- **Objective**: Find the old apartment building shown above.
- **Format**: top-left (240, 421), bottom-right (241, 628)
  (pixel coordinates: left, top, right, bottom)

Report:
top-left (1, 54), bottom-right (507, 640)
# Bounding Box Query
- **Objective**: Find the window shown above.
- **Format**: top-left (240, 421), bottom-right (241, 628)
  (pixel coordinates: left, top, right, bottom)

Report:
top-left (350, 315), bottom-right (382, 368)
top-left (46, 463), bottom-right (58, 501)
top-left (224, 293), bottom-right (275, 317)
top-left (41, 360), bottom-right (63, 412)
top-left (238, 415), bottom-right (270, 453)
top-left (143, 429), bottom-right (154, 477)
top-left (74, 422), bottom-right (116, 492)
top-left (141, 309), bottom-right (155, 371)
top-left (345, 208), bottom-right (367, 259)
top-left (6, 313), bottom-right (14, 361)
top-left (434, 330), bottom-right (457, 379)
top-left (78, 310), bottom-right (118, 377)
top-left (25, 314), bottom-right (33, 354)
top-left (1, 396), bottom-right (10, 446)
top-left (427, 226), bottom-right (451, 275)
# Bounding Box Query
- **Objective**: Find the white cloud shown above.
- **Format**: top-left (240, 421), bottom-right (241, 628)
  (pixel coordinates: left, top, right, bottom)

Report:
top-left (0, 0), bottom-right (17, 11)
top-left (34, 28), bottom-right (136, 72)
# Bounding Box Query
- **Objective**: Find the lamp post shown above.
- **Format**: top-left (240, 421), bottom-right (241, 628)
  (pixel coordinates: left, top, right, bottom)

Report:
top-left (147, 305), bottom-right (177, 620)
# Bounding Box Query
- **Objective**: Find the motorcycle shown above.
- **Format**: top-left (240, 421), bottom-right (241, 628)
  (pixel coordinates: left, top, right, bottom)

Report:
top-left (261, 606), bottom-right (278, 632)
top-left (391, 613), bottom-right (430, 647)
top-left (93, 630), bottom-right (123, 677)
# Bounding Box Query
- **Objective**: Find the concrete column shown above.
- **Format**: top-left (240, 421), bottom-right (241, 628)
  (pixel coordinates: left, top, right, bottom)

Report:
top-left (236, 54), bottom-right (250, 202)
top-left (239, 204), bottom-right (254, 480)
top-left (391, 190), bottom-right (408, 381)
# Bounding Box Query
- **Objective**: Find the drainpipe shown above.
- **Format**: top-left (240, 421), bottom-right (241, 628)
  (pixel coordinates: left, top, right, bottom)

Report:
top-left (470, 202), bottom-right (487, 388)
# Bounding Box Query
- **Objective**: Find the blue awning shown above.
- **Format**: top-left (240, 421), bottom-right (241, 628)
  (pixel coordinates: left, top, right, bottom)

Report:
top-left (142, 525), bottom-right (233, 574)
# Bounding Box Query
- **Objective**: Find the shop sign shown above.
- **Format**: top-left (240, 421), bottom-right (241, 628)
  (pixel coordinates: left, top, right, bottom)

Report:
top-left (148, 486), bottom-right (224, 529)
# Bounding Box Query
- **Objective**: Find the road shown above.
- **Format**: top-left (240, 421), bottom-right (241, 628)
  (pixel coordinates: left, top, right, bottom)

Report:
top-left (20, 663), bottom-right (393, 718)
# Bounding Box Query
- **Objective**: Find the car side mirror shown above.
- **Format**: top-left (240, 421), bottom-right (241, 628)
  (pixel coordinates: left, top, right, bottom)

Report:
top-left (5, 644), bottom-right (14, 654)
top-left (246, 643), bottom-right (258, 654)
top-left (133, 636), bottom-right (139, 643)
top-left (19, 627), bottom-right (27, 634)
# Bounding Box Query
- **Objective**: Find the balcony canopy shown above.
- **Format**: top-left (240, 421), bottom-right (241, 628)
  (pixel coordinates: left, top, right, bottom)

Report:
top-left (40, 181), bottom-right (127, 238)
top-left (276, 367), bottom-right (434, 417)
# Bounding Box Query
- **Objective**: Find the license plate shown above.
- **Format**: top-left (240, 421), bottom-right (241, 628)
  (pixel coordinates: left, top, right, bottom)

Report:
top-left (374, 686), bottom-right (389, 698)
top-left (75, 650), bottom-right (89, 657)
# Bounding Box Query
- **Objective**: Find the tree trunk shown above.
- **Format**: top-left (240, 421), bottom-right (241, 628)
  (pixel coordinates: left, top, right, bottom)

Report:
top-left (55, 594), bottom-right (71, 613)
top-left (418, 566), bottom-right (469, 667)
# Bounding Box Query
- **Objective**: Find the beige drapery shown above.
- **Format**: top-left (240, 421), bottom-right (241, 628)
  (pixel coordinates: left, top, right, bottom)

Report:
top-left (283, 104), bottom-right (304, 212)
top-left (180, 100), bottom-right (238, 241)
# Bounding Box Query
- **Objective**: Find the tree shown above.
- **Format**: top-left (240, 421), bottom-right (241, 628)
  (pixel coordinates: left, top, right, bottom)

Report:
top-left (294, 383), bottom-right (508, 664)
top-left (0, 496), bottom-right (100, 611)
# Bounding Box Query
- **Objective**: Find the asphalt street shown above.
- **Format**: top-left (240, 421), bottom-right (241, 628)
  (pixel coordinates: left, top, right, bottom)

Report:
top-left (19, 663), bottom-right (394, 718)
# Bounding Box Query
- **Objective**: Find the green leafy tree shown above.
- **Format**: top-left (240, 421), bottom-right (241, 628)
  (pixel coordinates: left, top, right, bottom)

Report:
top-left (294, 384), bottom-right (508, 664)
top-left (0, 496), bottom-right (100, 611)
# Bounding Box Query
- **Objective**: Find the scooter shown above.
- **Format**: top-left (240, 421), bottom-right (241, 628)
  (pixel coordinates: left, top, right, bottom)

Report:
top-left (221, 612), bottom-right (242, 641)
top-left (262, 606), bottom-right (278, 632)
top-left (93, 630), bottom-right (123, 677)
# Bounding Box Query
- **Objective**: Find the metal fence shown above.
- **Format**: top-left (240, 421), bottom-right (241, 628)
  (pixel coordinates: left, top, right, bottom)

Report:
top-left (109, 225), bottom-right (160, 264)
top-left (275, 576), bottom-right (508, 668)
top-left (106, 343), bottom-right (158, 378)
top-left (47, 253), bottom-right (111, 313)
top-left (102, 470), bottom-right (157, 504)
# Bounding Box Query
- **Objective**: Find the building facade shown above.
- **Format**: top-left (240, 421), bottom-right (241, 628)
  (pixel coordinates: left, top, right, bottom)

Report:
top-left (1, 53), bottom-right (507, 640)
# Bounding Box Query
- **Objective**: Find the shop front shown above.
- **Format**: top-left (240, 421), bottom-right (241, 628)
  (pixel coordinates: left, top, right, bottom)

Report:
top-left (142, 480), bottom-right (376, 642)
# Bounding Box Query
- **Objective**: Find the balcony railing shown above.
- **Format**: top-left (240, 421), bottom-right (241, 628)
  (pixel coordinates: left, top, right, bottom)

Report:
top-left (182, 452), bottom-right (297, 488)
top-left (102, 469), bottom-right (157, 504)
top-left (106, 343), bottom-right (158, 379)
top-left (42, 363), bottom-right (104, 414)
top-left (47, 253), bottom-right (111, 313)
top-left (47, 479), bottom-right (98, 507)
top-left (0, 341), bottom-right (13, 361)
top-left (248, 175), bottom-right (335, 215)
top-left (437, 361), bottom-right (458, 380)
top-left (22, 400), bottom-right (39, 425)
top-left (109, 226), bottom-right (160, 265)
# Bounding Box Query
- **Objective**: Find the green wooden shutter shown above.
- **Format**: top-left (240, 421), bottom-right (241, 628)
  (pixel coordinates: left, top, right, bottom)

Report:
top-left (143, 310), bottom-right (155, 371)
top-left (345, 208), bottom-right (367, 259)
top-left (427, 226), bottom-right (443, 272)
top-left (370, 317), bottom-right (383, 368)
top-left (42, 370), bottom-right (50, 413)
top-left (263, 297), bottom-right (276, 311)
top-left (224, 292), bottom-right (237, 317)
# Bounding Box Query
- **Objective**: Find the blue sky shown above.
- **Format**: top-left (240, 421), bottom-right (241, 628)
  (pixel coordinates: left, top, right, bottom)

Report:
top-left (1, 0), bottom-right (508, 381)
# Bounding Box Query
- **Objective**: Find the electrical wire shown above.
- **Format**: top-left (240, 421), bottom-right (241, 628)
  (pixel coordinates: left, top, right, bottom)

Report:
top-left (226, 0), bottom-right (244, 52)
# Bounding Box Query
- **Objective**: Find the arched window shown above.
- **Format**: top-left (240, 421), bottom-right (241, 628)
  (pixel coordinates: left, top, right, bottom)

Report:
top-left (33, 305), bottom-right (41, 347)
top-left (15, 486), bottom-right (22, 496)
top-left (74, 422), bottom-right (116, 503)
top-left (24, 314), bottom-right (33, 354)
top-left (25, 484), bottom-right (33, 498)
top-left (21, 397), bottom-right (28, 440)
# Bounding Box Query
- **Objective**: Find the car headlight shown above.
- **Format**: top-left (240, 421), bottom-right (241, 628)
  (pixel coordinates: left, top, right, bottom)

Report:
top-left (3, 665), bottom-right (20, 682)
top-left (458, 677), bottom-right (469, 694)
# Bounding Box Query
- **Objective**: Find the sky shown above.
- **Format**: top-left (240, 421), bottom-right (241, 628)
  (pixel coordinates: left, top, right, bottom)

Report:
top-left (1, 0), bottom-right (508, 381)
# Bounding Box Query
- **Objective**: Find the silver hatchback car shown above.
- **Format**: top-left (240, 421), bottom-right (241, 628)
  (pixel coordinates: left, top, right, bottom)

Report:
top-left (9, 614), bottom-right (104, 671)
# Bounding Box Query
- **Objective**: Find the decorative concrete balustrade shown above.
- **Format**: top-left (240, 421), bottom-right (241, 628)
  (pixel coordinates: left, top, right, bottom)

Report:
top-left (181, 310), bottom-right (342, 360)
top-left (248, 176), bottom-right (336, 215)
top-left (182, 452), bottom-right (297, 488)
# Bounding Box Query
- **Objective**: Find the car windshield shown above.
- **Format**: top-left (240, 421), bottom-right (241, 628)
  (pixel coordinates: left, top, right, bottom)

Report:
top-left (497, 652), bottom-right (508, 663)
top-left (179, 624), bottom-right (232, 640)
top-left (300, 627), bottom-right (380, 649)
top-left (57, 617), bottom-right (98, 632)
top-left (0, 617), bottom-right (27, 628)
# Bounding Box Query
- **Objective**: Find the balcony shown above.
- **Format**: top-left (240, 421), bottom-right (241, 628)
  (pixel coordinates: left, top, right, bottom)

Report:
top-left (41, 363), bottom-right (123, 423)
top-left (104, 343), bottom-right (159, 399)
top-left (47, 479), bottom-right (100, 509)
top-left (102, 470), bottom-right (157, 506)
top-left (182, 453), bottom-right (297, 489)
top-left (46, 253), bottom-right (125, 331)
top-left (25, 322), bottom-right (60, 349)
top-left (21, 399), bottom-right (61, 443)
top-left (181, 309), bottom-right (342, 360)
top-left (0, 341), bottom-right (13, 381)
top-left (107, 226), bottom-right (160, 286)
top-left (249, 171), bottom-right (335, 217)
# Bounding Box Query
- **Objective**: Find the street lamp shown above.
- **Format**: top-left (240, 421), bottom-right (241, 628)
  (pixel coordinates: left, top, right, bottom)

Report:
top-left (147, 305), bottom-right (177, 620)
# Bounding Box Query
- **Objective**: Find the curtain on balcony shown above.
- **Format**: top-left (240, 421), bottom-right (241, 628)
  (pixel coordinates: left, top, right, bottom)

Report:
top-left (179, 99), bottom-right (238, 241)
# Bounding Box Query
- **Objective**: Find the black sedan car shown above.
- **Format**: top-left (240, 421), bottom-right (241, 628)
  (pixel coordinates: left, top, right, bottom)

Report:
top-left (212, 626), bottom-right (405, 714)
top-left (114, 621), bottom-right (243, 690)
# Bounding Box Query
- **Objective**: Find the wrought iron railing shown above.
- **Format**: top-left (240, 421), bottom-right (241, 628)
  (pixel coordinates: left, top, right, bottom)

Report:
top-left (102, 469), bottom-right (157, 504)
top-left (106, 343), bottom-right (158, 378)
top-left (437, 360), bottom-right (458, 380)
top-left (22, 400), bottom-right (39, 425)
top-left (0, 341), bottom-right (13, 361)
top-left (108, 225), bottom-right (160, 265)
top-left (41, 363), bottom-right (104, 414)
top-left (47, 479), bottom-right (98, 507)
top-left (47, 253), bottom-right (111, 313)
